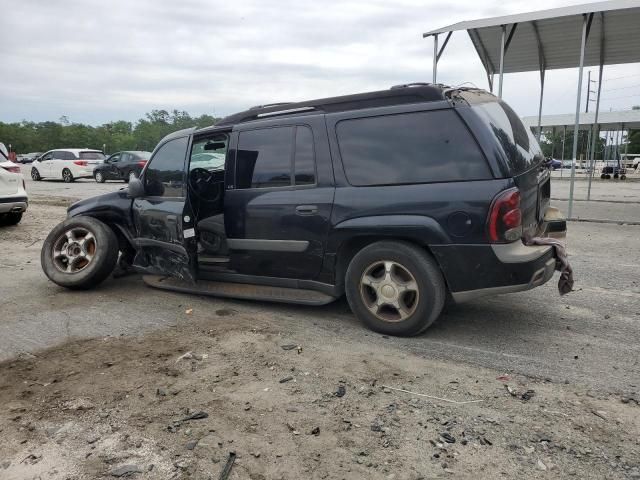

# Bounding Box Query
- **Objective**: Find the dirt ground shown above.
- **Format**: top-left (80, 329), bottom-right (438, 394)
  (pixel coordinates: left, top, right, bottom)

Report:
top-left (1, 195), bottom-right (639, 479)
top-left (1, 311), bottom-right (639, 480)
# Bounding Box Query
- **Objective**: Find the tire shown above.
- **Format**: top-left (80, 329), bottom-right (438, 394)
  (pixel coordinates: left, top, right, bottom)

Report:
top-left (1, 212), bottom-right (23, 226)
top-left (621, 175), bottom-right (627, 180)
top-left (41, 216), bottom-right (119, 290)
top-left (600, 174), bottom-right (606, 179)
top-left (94, 171), bottom-right (105, 183)
top-left (345, 241), bottom-right (446, 336)
top-left (62, 168), bottom-right (74, 183)
top-left (31, 168), bottom-right (41, 181)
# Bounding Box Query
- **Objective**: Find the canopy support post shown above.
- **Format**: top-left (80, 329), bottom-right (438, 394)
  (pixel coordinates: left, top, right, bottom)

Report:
top-left (498, 25), bottom-right (506, 98)
top-left (568, 13), bottom-right (593, 220)
top-left (432, 33), bottom-right (439, 83)
top-left (532, 21), bottom-right (546, 142)
top-left (587, 12), bottom-right (604, 201)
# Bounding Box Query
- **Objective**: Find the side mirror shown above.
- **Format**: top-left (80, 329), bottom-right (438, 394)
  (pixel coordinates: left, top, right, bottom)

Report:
top-left (127, 177), bottom-right (145, 198)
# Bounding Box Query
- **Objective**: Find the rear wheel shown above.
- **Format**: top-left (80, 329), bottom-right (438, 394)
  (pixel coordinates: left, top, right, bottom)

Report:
top-left (31, 168), bottom-right (41, 181)
top-left (345, 241), bottom-right (445, 336)
top-left (62, 168), bottom-right (74, 183)
top-left (41, 216), bottom-right (119, 289)
top-left (94, 171), bottom-right (105, 183)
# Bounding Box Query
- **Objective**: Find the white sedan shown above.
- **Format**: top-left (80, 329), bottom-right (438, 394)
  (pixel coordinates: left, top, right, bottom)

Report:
top-left (31, 148), bottom-right (105, 182)
top-left (0, 143), bottom-right (28, 225)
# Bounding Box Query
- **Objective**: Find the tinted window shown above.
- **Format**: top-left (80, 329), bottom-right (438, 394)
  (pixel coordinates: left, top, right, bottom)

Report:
top-left (471, 100), bottom-right (543, 174)
top-left (53, 151), bottom-right (73, 160)
top-left (294, 126), bottom-right (315, 185)
top-left (337, 110), bottom-right (491, 186)
top-left (236, 127), bottom-right (293, 189)
top-left (80, 151), bottom-right (105, 160)
top-left (144, 137), bottom-right (188, 197)
top-left (42, 152), bottom-right (53, 161)
top-left (119, 153), bottom-right (130, 163)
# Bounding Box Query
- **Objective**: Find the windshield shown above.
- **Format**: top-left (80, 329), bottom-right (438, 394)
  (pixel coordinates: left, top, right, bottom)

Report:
top-left (189, 135), bottom-right (228, 171)
top-left (471, 100), bottom-right (543, 175)
top-left (80, 151), bottom-right (106, 160)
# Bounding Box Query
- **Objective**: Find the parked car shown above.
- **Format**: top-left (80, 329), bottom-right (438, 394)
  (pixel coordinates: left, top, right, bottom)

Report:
top-left (548, 158), bottom-right (562, 170)
top-left (0, 143), bottom-right (28, 225)
top-left (31, 149), bottom-right (106, 182)
top-left (16, 152), bottom-right (43, 164)
top-left (93, 151), bottom-right (152, 183)
top-left (39, 84), bottom-right (566, 336)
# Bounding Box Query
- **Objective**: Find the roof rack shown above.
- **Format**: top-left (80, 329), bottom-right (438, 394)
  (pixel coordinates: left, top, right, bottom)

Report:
top-left (256, 106), bottom-right (317, 118)
top-left (249, 102), bottom-right (294, 110)
top-left (390, 82), bottom-right (433, 90)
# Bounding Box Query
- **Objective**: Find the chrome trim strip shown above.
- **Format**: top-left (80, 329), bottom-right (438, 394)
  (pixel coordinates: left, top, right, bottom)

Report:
top-left (227, 238), bottom-right (309, 252)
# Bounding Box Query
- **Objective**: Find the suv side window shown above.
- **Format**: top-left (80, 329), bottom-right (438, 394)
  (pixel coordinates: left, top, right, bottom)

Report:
top-left (294, 126), bottom-right (315, 185)
top-left (42, 152), bottom-right (53, 161)
top-left (336, 110), bottom-right (491, 186)
top-left (236, 127), bottom-right (293, 189)
top-left (144, 137), bottom-right (188, 197)
top-left (120, 153), bottom-right (130, 163)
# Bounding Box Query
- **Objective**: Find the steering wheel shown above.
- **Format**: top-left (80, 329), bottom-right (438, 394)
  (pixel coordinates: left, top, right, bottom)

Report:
top-left (189, 168), bottom-right (222, 202)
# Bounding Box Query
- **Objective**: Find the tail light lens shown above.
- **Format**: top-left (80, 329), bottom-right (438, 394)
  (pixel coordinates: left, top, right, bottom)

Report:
top-left (73, 160), bottom-right (88, 166)
top-left (2, 165), bottom-right (21, 174)
top-left (487, 187), bottom-right (522, 243)
top-left (137, 160), bottom-right (148, 167)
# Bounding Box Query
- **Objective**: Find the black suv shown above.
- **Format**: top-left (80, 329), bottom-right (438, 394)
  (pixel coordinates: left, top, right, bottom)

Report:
top-left (41, 84), bottom-right (566, 336)
top-left (93, 151), bottom-right (152, 183)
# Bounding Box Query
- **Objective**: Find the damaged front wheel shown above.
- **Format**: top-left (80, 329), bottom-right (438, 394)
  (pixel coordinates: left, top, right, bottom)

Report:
top-left (41, 216), bottom-right (119, 289)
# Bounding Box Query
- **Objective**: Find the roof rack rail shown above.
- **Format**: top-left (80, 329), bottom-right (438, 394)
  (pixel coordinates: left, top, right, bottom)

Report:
top-left (249, 102), bottom-right (294, 110)
top-left (256, 106), bottom-right (317, 119)
top-left (390, 82), bottom-right (433, 90)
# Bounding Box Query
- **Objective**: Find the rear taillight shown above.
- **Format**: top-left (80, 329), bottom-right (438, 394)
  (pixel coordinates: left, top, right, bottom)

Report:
top-left (487, 187), bottom-right (522, 243)
top-left (73, 160), bottom-right (88, 166)
top-left (137, 160), bottom-right (148, 167)
top-left (2, 165), bottom-right (21, 174)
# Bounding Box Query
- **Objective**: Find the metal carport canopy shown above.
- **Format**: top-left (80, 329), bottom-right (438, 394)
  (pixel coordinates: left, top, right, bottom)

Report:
top-left (422, 0), bottom-right (640, 218)
top-left (423, 0), bottom-right (640, 74)
top-left (522, 110), bottom-right (640, 130)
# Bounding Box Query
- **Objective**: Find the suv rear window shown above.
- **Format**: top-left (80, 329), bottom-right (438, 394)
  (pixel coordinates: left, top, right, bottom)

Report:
top-left (336, 110), bottom-right (491, 186)
top-left (470, 100), bottom-right (543, 174)
top-left (80, 151), bottom-right (105, 160)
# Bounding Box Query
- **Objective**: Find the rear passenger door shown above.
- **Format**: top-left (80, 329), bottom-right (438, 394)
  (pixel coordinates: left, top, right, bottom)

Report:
top-left (50, 150), bottom-right (67, 178)
top-left (224, 117), bottom-right (334, 280)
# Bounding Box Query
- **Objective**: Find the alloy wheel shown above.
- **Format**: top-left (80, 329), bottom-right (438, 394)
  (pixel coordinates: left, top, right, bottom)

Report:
top-left (359, 260), bottom-right (420, 323)
top-left (52, 227), bottom-right (97, 273)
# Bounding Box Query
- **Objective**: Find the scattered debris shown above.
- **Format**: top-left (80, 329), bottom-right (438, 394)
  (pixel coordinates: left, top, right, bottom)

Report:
top-left (281, 344), bottom-right (297, 351)
top-left (335, 385), bottom-right (346, 397)
top-left (505, 385), bottom-right (518, 397)
top-left (180, 411), bottom-right (209, 422)
top-left (110, 464), bottom-right (143, 477)
top-left (219, 452), bottom-right (236, 480)
top-left (496, 374), bottom-right (511, 382)
top-left (311, 426), bottom-right (320, 436)
top-left (185, 439), bottom-right (199, 450)
top-left (521, 389), bottom-right (535, 401)
top-left (591, 410), bottom-right (607, 421)
top-left (440, 432), bottom-right (456, 443)
top-left (279, 376), bottom-right (294, 384)
top-left (175, 351), bottom-right (208, 363)
top-left (185, 308), bottom-right (193, 315)
top-left (380, 385), bottom-right (482, 405)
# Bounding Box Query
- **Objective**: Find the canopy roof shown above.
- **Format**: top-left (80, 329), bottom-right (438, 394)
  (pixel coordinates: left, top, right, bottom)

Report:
top-left (423, 0), bottom-right (640, 73)
top-left (521, 109), bottom-right (640, 130)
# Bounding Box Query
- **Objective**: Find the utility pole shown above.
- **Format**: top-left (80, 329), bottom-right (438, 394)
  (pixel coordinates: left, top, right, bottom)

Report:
top-left (585, 71), bottom-right (597, 113)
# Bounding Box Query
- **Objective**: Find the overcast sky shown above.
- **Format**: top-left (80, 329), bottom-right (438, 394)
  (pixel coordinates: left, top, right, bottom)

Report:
top-left (1, 0), bottom-right (639, 125)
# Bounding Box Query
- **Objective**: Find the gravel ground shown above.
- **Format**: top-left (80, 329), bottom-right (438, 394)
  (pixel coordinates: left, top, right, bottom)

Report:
top-left (0, 183), bottom-right (639, 479)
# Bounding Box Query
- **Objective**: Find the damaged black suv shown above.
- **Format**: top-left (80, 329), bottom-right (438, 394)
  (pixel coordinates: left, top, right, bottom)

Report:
top-left (41, 84), bottom-right (566, 336)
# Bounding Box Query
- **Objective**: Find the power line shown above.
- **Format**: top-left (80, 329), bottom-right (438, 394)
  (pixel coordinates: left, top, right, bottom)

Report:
top-left (599, 93), bottom-right (640, 101)
top-left (602, 83), bottom-right (640, 92)
top-left (602, 73), bottom-right (640, 82)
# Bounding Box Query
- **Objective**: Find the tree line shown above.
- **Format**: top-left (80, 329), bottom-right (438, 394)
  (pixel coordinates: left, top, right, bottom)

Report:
top-left (0, 109), bottom-right (220, 155)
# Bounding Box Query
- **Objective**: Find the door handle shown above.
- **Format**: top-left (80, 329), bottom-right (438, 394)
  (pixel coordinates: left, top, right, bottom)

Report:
top-left (295, 205), bottom-right (318, 215)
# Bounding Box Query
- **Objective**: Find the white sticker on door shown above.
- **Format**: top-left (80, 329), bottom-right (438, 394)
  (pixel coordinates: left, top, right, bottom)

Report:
top-left (183, 228), bottom-right (196, 239)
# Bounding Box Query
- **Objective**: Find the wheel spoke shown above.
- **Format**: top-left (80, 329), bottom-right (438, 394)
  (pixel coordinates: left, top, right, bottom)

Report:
top-left (80, 232), bottom-right (94, 246)
top-left (361, 274), bottom-right (377, 287)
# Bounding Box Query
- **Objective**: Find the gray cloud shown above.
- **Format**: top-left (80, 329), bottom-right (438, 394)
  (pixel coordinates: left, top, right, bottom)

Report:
top-left (1, 0), bottom-right (638, 125)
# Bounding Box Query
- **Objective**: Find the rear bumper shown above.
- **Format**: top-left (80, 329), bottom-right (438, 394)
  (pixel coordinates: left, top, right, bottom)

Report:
top-left (432, 206), bottom-right (567, 303)
top-left (0, 196), bottom-right (28, 214)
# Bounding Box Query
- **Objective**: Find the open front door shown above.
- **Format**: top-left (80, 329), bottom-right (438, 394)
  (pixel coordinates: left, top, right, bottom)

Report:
top-left (131, 134), bottom-right (197, 282)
